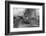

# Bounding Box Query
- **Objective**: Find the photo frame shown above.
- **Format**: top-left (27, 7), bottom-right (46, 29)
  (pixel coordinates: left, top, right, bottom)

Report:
top-left (5, 1), bottom-right (45, 35)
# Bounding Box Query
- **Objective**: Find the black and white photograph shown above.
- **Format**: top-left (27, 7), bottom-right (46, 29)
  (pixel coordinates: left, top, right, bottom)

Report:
top-left (13, 8), bottom-right (39, 28)
top-left (5, 1), bottom-right (45, 35)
